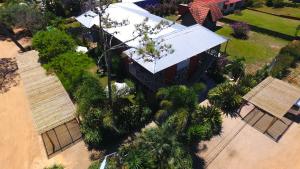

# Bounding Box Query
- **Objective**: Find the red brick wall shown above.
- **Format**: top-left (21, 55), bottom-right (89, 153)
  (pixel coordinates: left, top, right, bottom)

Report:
top-left (164, 64), bottom-right (177, 84)
top-left (188, 55), bottom-right (200, 78)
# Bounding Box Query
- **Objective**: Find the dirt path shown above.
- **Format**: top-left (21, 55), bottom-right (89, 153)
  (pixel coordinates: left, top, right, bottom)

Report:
top-left (0, 39), bottom-right (91, 169)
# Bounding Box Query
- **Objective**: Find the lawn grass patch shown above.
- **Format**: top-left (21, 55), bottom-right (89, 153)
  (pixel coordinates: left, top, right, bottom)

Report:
top-left (216, 25), bottom-right (289, 72)
top-left (250, 6), bottom-right (300, 18)
top-left (225, 9), bottom-right (300, 36)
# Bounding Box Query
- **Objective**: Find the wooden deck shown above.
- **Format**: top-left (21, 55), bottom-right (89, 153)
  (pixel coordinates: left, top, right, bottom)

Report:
top-left (16, 51), bottom-right (76, 134)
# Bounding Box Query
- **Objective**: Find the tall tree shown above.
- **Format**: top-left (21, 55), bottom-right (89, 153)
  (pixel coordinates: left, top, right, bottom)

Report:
top-left (86, 0), bottom-right (174, 108)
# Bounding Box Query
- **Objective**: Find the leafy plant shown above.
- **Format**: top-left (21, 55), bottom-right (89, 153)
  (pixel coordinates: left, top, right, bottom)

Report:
top-left (44, 164), bottom-right (64, 169)
top-left (188, 122), bottom-right (213, 141)
top-left (208, 82), bottom-right (242, 116)
top-left (0, 3), bottom-right (45, 34)
top-left (225, 57), bottom-right (246, 81)
top-left (273, 0), bottom-right (284, 8)
top-left (44, 52), bottom-right (93, 95)
top-left (32, 29), bottom-right (76, 63)
top-left (119, 125), bottom-right (193, 169)
top-left (231, 22), bottom-right (250, 39)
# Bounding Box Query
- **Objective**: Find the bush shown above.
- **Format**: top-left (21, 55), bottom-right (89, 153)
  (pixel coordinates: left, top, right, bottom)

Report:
top-left (266, 0), bottom-right (273, 6)
top-left (270, 53), bottom-right (294, 78)
top-left (44, 164), bottom-right (64, 169)
top-left (270, 40), bottom-right (300, 78)
top-left (114, 104), bottom-right (152, 133)
top-left (273, 0), bottom-right (284, 8)
top-left (32, 29), bottom-right (76, 63)
top-left (75, 73), bottom-right (106, 115)
top-left (208, 82), bottom-right (242, 115)
top-left (231, 22), bottom-right (250, 39)
top-left (280, 41), bottom-right (300, 61)
top-left (192, 82), bottom-right (206, 93)
top-left (44, 52), bottom-right (94, 95)
top-left (0, 3), bottom-right (45, 34)
top-left (252, 0), bottom-right (265, 7)
top-left (191, 105), bottom-right (223, 135)
top-left (80, 108), bottom-right (104, 148)
top-left (88, 161), bottom-right (99, 169)
top-left (188, 122), bottom-right (213, 142)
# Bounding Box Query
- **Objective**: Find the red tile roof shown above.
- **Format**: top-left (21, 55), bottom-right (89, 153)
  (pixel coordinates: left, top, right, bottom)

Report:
top-left (188, 0), bottom-right (223, 24)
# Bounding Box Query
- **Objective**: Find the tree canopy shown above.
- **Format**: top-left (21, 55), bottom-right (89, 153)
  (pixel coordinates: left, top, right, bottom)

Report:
top-left (32, 29), bottom-right (76, 63)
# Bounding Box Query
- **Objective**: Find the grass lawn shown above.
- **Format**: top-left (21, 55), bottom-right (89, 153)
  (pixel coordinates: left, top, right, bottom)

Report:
top-left (216, 25), bottom-right (289, 73)
top-left (250, 5), bottom-right (300, 18)
top-left (225, 9), bottom-right (300, 36)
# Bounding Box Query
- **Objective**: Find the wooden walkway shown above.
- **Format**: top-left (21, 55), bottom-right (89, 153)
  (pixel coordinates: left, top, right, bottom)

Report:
top-left (16, 51), bottom-right (76, 134)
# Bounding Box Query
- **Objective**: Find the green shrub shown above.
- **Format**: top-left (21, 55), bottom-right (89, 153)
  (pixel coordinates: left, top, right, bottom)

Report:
top-left (44, 164), bottom-right (64, 169)
top-left (270, 53), bottom-right (294, 78)
top-left (80, 108), bottom-right (104, 148)
top-left (114, 104), bottom-right (152, 133)
top-left (192, 105), bottom-right (223, 136)
top-left (192, 82), bottom-right (206, 93)
top-left (44, 52), bottom-right (93, 95)
top-left (266, 0), bottom-right (273, 6)
top-left (273, 0), bottom-right (284, 8)
top-left (32, 29), bottom-right (76, 63)
top-left (252, 0), bottom-right (264, 7)
top-left (280, 41), bottom-right (300, 61)
top-left (88, 161), bottom-right (99, 169)
top-left (0, 3), bottom-right (45, 33)
top-left (75, 73), bottom-right (106, 115)
top-left (208, 82), bottom-right (242, 115)
top-left (270, 40), bottom-right (300, 78)
top-left (188, 122), bottom-right (213, 142)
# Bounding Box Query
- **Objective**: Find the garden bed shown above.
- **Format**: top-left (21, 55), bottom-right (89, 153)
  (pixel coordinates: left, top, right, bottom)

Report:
top-left (216, 25), bottom-right (289, 73)
top-left (224, 9), bottom-right (300, 37)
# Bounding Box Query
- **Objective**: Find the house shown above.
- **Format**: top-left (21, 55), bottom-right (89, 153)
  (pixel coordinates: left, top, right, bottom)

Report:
top-left (179, 0), bottom-right (243, 27)
top-left (242, 76), bottom-right (300, 141)
top-left (178, 2), bottom-right (223, 30)
top-left (76, 3), bottom-right (227, 91)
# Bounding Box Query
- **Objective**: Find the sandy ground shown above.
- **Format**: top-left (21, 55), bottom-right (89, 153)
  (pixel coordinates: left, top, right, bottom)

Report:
top-left (201, 100), bottom-right (300, 169)
top-left (0, 39), bottom-right (91, 169)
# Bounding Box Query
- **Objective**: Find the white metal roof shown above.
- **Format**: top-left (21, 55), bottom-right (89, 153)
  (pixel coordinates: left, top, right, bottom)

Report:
top-left (76, 3), bottom-right (227, 74)
top-left (76, 10), bottom-right (99, 28)
top-left (122, 0), bottom-right (145, 3)
top-left (125, 25), bottom-right (227, 73)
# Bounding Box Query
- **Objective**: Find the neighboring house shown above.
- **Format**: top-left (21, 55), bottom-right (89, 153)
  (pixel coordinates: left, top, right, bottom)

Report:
top-left (76, 3), bottom-right (227, 91)
top-left (179, 0), bottom-right (243, 26)
top-left (223, 0), bottom-right (243, 13)
top-left (178, 2), bottom-right (223, 30)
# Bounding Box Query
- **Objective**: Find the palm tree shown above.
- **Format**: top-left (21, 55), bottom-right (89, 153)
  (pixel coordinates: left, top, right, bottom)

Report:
top-left (122, 126), bottom-right (192, 169)
top-left (225, 57), bottom-right (245, 81)
top-left (208, 82), bottom-right (242, 117)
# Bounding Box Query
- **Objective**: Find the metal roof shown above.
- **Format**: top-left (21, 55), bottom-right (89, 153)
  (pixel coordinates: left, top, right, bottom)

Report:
top-left (76, 3), bottom-right (227, 73)
top-left (243, 76), bottom-right (300, 118)
top-left (125, 24), bottom-right (227, 73)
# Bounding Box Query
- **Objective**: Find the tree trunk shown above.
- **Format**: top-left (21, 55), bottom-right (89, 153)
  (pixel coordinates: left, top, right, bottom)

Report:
top-left (0, 23), bottom-right (26, 52)
top-left (105, 51), bottom-right (113, 108)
